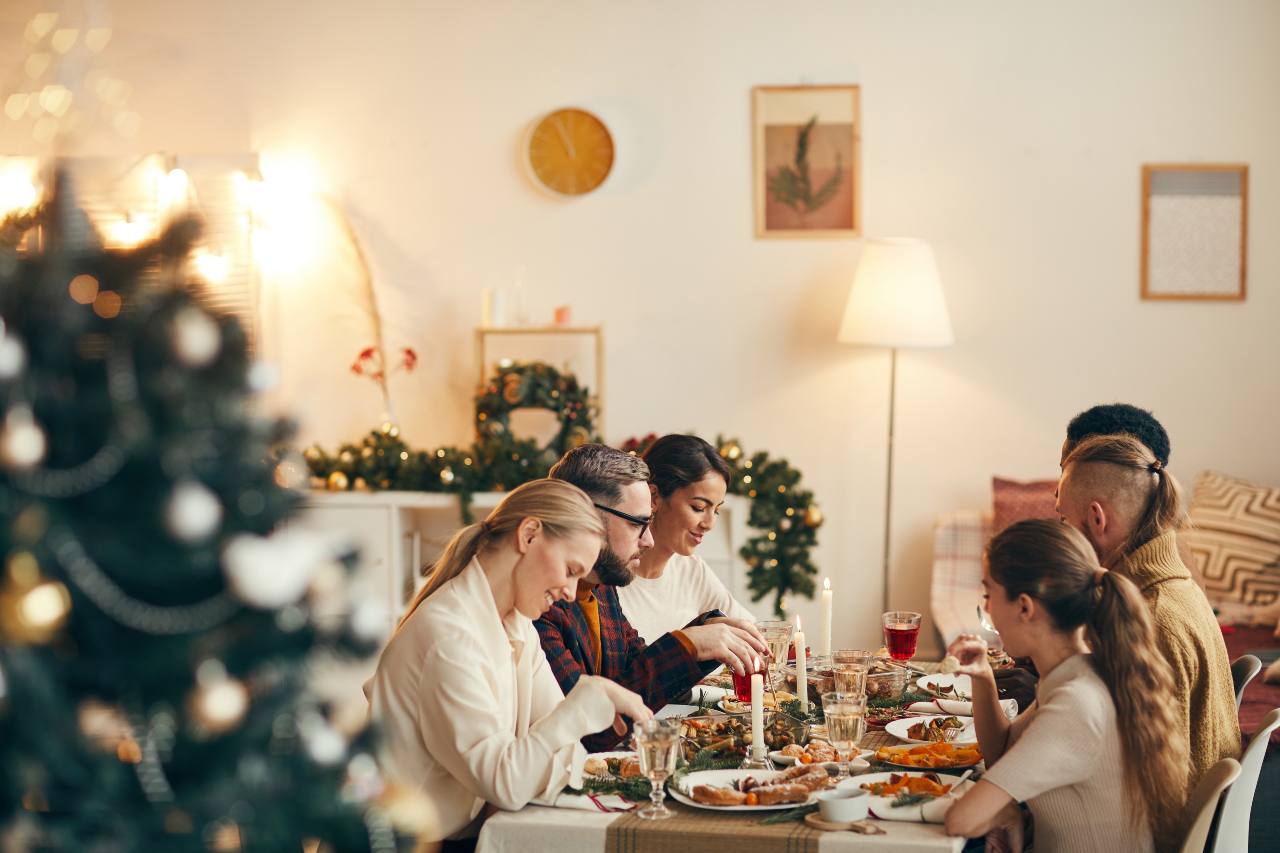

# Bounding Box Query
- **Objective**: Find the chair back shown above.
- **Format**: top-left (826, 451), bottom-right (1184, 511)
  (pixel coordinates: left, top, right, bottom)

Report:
top-left (1231, 655), bottom-right (1262, 709)
top-left (1210, 709), bottom-right (1280, 853)
top-left (1180, 758), bottom-right (1241, 853)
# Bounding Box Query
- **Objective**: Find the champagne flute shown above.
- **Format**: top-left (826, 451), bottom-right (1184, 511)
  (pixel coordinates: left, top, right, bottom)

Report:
top-left (633, 718), bottom-right (681, 820)
top-left (822, 692), bottom-right (866, 780)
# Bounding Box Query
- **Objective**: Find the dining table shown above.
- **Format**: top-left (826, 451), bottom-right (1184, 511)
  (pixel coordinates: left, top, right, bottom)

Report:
top-left (476, 661), bottom-right (971, 853)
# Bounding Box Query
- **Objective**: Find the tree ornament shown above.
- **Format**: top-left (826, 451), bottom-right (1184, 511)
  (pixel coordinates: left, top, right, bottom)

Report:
top-left (188, 660), bottom-right (249, 736)
top-left (804, 505), bottom-right (824, 528)
top-left (272, 454), bottom-right (308, 490)
top-left (171, 306), bottom-right (221, 368)
top-left (0, 332), bottom-right (26, 381)
top-left (1, 404), bottom-right (47, 469)
top-left (77, 699), bottom-right (132, 752)
top-left (352, 476), bottom-right (370, 492)
top-left (298, 711), bottom-right (347, 765)
top-left (439, 467), bottom-right (455, 485)
top-left (719, 440), bottom-right (742, 461)
top-left (779, 518), bottom-right (792, 532)
top-left (0, 572), bottom-right (71, 644)
top-left (326, 470), bottom-right (349, 491)
top-left (223, 529), bottom-right (330, 608)
top-left (164, 480), bottom-right (223, 542)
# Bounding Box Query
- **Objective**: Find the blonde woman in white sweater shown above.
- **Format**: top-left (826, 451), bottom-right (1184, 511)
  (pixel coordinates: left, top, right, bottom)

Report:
top-left (943, 519), bottom-right (1189, 853)
top-left (619, 434), bottom-right (756, 645)
top-left (367, 479), bottom-right (651, 844)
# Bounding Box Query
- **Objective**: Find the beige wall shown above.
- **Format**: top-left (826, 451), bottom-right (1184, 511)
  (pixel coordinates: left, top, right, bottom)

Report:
top-left (4, 0), bottom-right (1277, 655)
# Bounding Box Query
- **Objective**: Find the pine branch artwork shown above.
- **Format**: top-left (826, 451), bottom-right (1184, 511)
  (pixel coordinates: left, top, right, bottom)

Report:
top-left (766, 115), bottom-right (843, 222)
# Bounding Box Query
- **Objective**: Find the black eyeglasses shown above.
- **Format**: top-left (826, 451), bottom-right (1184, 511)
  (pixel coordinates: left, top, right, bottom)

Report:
top-left (593, 502), bottom-right (653, 539)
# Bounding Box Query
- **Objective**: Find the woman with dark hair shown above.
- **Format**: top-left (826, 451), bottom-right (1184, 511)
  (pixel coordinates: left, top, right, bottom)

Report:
top-left (617, 434), bottom-right (754, 644)
top-left (943, 519), bottom-right (1188, 852)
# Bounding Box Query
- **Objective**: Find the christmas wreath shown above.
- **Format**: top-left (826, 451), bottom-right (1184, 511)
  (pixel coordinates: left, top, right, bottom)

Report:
top-left (474, 361), bottom-right (594, 458)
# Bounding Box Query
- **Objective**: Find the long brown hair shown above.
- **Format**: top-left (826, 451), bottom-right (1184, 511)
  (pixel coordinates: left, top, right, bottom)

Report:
top-left (396, 478), bottom-right (603, 629)
top-left (1061, 433), bottom-right (1185, 567)
top-left (986, 519), bottom-right (1188, 836)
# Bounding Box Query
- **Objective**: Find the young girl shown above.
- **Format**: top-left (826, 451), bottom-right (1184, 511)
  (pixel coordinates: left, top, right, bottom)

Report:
top-left (618, 434), bottom-right (754, 644)
top-left (943, 519), bottom-right (1188, 852)
top-left (367, 479), bottom-right (651, 843)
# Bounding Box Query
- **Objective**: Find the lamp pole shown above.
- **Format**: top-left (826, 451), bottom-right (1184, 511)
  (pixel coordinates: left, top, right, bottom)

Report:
top-left (881, 347), bottom-right (897, 612)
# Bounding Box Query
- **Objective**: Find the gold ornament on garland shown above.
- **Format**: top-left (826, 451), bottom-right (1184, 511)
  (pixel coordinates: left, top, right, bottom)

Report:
top-left (804, 505), bottom-right (824, 528)
top-left (326, 471), bottom-right (349, 492)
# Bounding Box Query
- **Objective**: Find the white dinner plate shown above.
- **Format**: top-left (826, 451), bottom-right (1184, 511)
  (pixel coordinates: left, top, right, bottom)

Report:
top-left (583, 751), bottom-right (636, 777)
top-left (844, 771), bottom-right (975, 818)
top-left (669, 768), bottom-right (821, 811)
top-left (768, 748), bottom-right (873, 767)
top-left (872, 744), bottom-right (983, 770)
top-left (917, 673), bottom-right (973, 699)
top-left (717, 698), bottom-right (751, 714)
top-left (884, 714), bottom-right (976, 745)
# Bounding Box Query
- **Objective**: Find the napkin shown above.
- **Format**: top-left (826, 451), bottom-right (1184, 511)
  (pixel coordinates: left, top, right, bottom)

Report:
top-left (548, 791), bottom-right (634, 813)
top-left (907, 698), bottom-right (1018, 718)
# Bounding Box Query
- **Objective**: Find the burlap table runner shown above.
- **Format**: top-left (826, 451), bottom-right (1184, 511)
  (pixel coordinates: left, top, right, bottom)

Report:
top-left (606, 800), bottom-right (821, 853)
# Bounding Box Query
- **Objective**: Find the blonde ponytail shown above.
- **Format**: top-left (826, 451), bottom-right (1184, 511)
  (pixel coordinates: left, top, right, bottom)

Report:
top-left (396, 478), bottom-right (603, 629)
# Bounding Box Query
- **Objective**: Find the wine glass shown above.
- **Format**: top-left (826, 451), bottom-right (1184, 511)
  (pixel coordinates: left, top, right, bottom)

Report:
top-left (633, 718), bottom-right (681, 820)
top-left (821, 692), bottom-right (866, 779)
top-left (832, 649), bottom-right (872, 696)
top-left (881, 611), bottom-right (922, 662)
top-left (756, 619), bottom-right (794, 691)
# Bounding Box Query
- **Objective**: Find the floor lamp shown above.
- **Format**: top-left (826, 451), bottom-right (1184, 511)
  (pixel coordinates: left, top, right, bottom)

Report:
top-left (837, 238), bottom-right (953, 611)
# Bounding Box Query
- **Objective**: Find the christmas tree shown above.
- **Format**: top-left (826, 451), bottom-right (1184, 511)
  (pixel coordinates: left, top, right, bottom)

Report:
top-left (0, 173), bottom-right (424, 851)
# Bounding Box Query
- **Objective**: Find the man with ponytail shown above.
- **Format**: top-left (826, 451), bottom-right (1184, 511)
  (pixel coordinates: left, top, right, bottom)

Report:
top-left (944, 520), bottom-right (1188, 852)
top-left (536, 444), bottom-right (769, 751)
top-left (1057, 433), bottom-right (1240, 821)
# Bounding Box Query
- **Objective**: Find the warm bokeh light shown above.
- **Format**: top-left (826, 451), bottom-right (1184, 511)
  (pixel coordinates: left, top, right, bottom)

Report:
top-left (0, 159), bottom-right (40, 214)
top-left (191, 248), bottom-right (230, 284)
top-left (68, 274), bottom-right (99, 304)
top-left (103, 214), bottom-right (154, 248)
top-left (93, 290), bottom-right (122, 319)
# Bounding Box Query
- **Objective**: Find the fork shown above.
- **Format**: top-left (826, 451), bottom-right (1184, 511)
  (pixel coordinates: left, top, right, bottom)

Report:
top-left (976, 606), bottom-right (1003, 650)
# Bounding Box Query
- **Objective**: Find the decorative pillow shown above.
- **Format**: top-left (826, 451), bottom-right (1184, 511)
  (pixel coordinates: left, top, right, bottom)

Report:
top-left (992, 477), bottom-right (1059, 534)
top-left (1182, 470), bottom-right (1280, 608)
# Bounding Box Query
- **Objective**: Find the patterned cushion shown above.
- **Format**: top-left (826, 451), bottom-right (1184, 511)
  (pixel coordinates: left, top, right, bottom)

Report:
top-left (1182, 470), bottom-right (1280, 607)
top-left (992, 477), bottom-right (1059, 534)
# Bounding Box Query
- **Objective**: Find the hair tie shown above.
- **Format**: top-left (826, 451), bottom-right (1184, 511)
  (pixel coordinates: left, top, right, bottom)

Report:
top-left (1149, 460), bottom-right (1163, 473)
top-left (1093, 568), bottom-right (1107, 588)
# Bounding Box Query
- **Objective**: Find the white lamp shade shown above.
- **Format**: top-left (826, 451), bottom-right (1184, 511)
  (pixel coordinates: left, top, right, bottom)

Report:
top-left (837, 238), bottom-right (954, 348)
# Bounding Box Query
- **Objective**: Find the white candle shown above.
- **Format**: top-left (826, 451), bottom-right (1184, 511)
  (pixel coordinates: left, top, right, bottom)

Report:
top-left (820, 577), bottom-right (833, 658)
top-left (794, 615), bottom-right (808, 711)
top-left (750, 673), bottom-right (765, 758)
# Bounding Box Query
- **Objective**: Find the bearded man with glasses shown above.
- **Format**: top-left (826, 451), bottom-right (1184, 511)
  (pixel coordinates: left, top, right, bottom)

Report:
top-left (536, 443), bottom-right (769, 751)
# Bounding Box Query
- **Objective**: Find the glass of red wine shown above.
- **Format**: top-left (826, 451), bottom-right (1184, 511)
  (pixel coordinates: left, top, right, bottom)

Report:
top-left (882, 611), bottom-right (922, 661)
top-left (731, 656), bottom-right (767, 702)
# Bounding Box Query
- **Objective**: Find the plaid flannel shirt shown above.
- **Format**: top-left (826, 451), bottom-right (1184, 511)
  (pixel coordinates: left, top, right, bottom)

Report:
top-left (535, 582), bottom-right (719, 751)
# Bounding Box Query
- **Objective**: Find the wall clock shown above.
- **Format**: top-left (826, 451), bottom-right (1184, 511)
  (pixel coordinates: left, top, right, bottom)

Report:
top-left (527, 108), bottom-right (614, 196)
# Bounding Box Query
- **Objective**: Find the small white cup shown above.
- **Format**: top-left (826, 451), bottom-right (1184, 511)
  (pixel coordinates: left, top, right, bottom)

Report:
top-left (817, 787), bottom-right (869, 823)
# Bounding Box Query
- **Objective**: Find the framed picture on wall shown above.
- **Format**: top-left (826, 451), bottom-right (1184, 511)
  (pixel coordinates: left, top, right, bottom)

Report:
top-left (753, 85), bottom-right (861, 239)
top-left (1141, 163), bottom-right (1248, 301)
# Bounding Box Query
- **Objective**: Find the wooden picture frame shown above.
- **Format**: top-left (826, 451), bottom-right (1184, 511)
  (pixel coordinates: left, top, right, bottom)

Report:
top-left (1141, 163), bottom-right (1248, 301)
top-left (753, 85), bottom-right (861, 239)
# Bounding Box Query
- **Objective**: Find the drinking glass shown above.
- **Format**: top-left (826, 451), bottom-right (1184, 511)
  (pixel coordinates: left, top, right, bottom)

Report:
top-left (731, 656), bottom-right (767, 702)
top-left (756, 619), bottom-right (794, 690)
top-left (832, 649), bottom-right (872, 696)
top-left (633, 718), bottom-right (681, 820)
top-left (881, 611), bottom-right (922, 662)
top-left (821, 692), bottom-right (866, 779)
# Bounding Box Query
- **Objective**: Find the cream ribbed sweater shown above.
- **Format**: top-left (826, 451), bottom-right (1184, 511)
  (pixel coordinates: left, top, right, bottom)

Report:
top-left (984, 654), bottom-right (1152, 853)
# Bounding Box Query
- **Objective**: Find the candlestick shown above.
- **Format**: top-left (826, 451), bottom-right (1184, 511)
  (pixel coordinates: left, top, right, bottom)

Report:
top-left (820, 577), bottom-right (833, 658)
top-left (794, 615), bottom-right (808, 712)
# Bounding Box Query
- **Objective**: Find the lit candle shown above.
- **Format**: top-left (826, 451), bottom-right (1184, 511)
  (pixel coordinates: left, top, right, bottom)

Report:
top-left (820, 577), bottom-right (833, 658)
top-left (750, 673), bottom-right (765, 758)
top-left (794, 615), bottom-right (808, 711)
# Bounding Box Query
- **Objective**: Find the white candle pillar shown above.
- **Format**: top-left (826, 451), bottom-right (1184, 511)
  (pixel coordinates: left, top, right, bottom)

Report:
top-left (750, 673), bottom-right (765, 758)
top-left (820, 577), bottom-right (833, 658)
top-left (794, 615), bottom-right (808, 712)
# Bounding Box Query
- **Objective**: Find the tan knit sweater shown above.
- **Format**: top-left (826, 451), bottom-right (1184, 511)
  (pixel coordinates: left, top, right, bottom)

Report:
top-left (1121, 532), bottom-right (1242, 800)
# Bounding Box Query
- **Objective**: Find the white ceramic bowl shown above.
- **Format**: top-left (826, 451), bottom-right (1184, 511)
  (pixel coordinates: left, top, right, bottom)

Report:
top-left (817, 787), bottom-right (869, 823)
